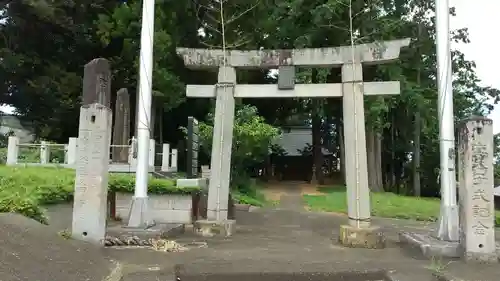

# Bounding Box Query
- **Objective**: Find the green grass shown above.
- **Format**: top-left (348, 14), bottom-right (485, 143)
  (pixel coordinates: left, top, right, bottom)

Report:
top-left (232, 183), bottom-right (269, 207)
top-left (304, 186), bottom-right (500, 225)
top-left (0, 165), bottom-right (200, 223)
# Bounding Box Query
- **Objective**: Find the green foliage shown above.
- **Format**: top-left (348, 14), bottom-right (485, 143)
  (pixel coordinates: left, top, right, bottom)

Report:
top-left (2, 0), bottom-right (499, 200)
top-left (232, 180), bottom-right (268, 207)
top-left (95, 0), bottom-right (185, 112)
top-left (196, 105), bottom-right (280, 186)
top-left (0, 166), bottom-right (197, 223)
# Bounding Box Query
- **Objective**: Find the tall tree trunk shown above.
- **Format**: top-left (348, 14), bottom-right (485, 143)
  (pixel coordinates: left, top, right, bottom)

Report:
top-left (338, 121), bottom-right (346, 184)
top-left (413, 111), bottom-right (422, 196)
top-left (367, 129), bottom-right (384, 192)
top-left (390, 113), bottom-right (397, 191)
top-left (413, 24), bottom-right (422, 197)
top-left (150, 99), bottom-right (156, 140)
top-left (311, 69), bottom-right (324, 185)
top-left (158, 106), bottom-right (164, 145)
top-left (374, 132), bottom-right (383, 191)
top-left (312, 112), bottom-right (324, 185)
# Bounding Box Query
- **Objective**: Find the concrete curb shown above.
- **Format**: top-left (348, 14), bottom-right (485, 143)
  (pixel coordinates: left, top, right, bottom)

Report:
top-left (398, 232), bottom-right (461, 258)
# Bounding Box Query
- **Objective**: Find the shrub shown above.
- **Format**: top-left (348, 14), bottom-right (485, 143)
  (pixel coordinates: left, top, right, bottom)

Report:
top-left (0, 165), bottom-right (199, 223)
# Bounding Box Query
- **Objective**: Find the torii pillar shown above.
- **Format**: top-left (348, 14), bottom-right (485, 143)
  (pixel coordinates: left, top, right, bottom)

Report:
top-left (177, 39), bottom-right (410, 244)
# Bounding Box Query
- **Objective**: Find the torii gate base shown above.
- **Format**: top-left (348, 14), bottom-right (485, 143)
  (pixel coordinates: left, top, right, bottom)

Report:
top-left (177, 39), bottom-right (409, 246)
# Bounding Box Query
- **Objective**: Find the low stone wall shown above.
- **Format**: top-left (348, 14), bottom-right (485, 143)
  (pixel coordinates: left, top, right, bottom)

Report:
top-left (115, 193), bottom-right (193, 223)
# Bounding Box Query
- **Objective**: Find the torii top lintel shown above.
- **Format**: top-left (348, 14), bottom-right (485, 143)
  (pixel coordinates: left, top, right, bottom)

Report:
top-left (176, 38), bottom-right (410, 70)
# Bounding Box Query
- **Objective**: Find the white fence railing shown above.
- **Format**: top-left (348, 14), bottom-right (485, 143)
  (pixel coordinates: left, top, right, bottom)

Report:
top-left (6, 136), bottom-right (178, 173)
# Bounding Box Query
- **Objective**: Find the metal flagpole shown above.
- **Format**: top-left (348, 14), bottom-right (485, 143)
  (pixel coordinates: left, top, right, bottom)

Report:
top-left (434, 0), bottom-right (459, 241)
top-left (127, 0), bottom-right (155, 228)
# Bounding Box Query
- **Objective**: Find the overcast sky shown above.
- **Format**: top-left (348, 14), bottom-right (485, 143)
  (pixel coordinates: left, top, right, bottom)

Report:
top-left (2, 1), bottom-right (499, 132)
top-left (450, 0), bottom-right (500, 132)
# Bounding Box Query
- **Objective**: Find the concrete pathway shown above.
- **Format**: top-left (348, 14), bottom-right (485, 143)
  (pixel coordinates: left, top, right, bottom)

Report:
top-left (42, 202), bottom-right (500, 281)
top-left (276, 181), bottom-right (305, 211)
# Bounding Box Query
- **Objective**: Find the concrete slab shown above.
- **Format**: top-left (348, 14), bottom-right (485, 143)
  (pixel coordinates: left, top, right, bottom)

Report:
top-left (193, 219), bottom-right (235, 237)
top-left (106, 223), bottom-right (185, 243)
top-left (399, 232), bottom-right (461, 258)
top-left (399, 232), bottom-right (500, 260)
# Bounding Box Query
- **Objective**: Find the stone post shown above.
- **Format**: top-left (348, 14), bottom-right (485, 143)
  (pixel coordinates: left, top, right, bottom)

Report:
top-left (149, 139), bottom-right (156, 167)
top-left (72, 57), bottom-right (112, 245)
top-left (458, 117), bottom-right (497, 263)
top-left (112, 88), bottom-right (131, 163)
top-left (171, 148), bottom-right (178, 172)
top-left (64, 144), bottom-right (69, 164)
top-left (206, 66), bottom-right (237, 221)
top-left (161, 143), bottom-right (170, 172)
top-left (67, 137), bottom-right (77, 165)
top-left (40, 141), bottom-right (50, 164)
top-left (338, 63), bottom-right (384, 249)
top-left (71, 104), bottom-right (112, 245)
top-left (6, 136), bottom-right (19, 165)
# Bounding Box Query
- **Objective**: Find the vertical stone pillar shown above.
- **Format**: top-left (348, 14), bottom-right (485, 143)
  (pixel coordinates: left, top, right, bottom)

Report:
top-left (64, 144), bottom-right (69, 164)
top-left (338, 63), bottom-right (384, 249)
top-left (206, 66), bottom-right (236, 221)
top-left (458, 117), bottom-right (497, 263)
top-left (71, 57), bottom-right (112, 245)
top-left (67, 137), bottom-right (78, 165)
top-left (6, 136), bottom-right (19, 165)
top-left (112, 88), bottom-right (130, 163)
top-left (161, 143), bottom-right (170, 172)
top-left (171, 148), bottom-right (178, 172)
top-left (40, 141), bottom-right (50, 164)
top-left (71, 104), bottom-right (112, 245)
top-left (341, 63), bottom-right (371, 227)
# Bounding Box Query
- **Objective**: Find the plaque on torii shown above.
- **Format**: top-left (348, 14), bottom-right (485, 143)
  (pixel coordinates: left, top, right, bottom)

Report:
top-left (176, 39), bottom-right (410, 242)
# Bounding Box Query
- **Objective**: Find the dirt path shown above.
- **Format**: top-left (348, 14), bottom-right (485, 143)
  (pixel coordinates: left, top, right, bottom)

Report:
top-left (261, 182), bottom-right (326, 210)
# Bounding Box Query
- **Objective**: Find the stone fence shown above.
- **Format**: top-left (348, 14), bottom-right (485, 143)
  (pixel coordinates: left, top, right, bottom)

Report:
top-left (6, 135), bottom-right (178, 173)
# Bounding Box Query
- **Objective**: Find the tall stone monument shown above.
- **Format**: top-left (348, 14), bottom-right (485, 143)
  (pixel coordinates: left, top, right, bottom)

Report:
top-left (458, 117), bottom-right (498, 263)
top-left (71, 104), bottom-right (112, 244)
top-left (112, 88), bottom-right (131, 163)
top-left (176, 39), bottom-right (410, 243)
top-left (186, 116), bottom-right (200, 179)
top-left (71, 58), bottom-right (112, 245)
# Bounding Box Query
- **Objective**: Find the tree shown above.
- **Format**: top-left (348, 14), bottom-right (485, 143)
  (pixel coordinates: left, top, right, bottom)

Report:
top-left (195, 105), bottom-right (280, 189)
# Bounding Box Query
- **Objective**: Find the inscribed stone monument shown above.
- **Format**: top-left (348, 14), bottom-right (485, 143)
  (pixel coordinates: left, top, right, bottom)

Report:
top-left (71, 103), bottom-right (112, 244)
top-left (112, 88), bottom-right (131, 163)
top-left (186, 116), bottom-right (200, 179)
top-left (177, 39), bottom-right (409, 243)
top-left (82, 59), bottom-right (111, 107)
top-left (458, 116), bottom-right (498, 263)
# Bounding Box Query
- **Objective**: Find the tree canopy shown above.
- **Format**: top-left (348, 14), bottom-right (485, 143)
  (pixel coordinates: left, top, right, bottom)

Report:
top-left (1, 0), bottom-right (498, 195)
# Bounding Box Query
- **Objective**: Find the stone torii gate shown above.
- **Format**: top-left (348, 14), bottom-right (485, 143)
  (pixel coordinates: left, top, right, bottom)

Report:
top-left (176, 38), bottom-right (410, 245)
